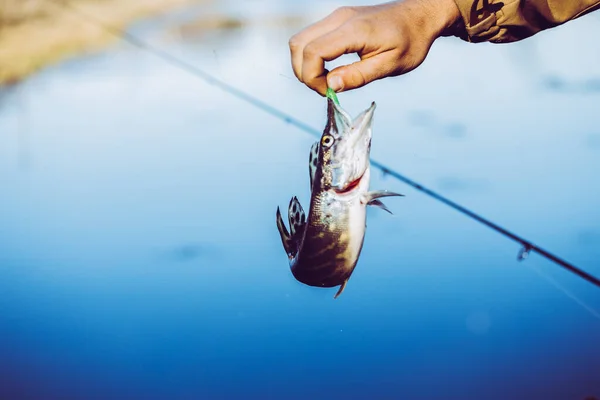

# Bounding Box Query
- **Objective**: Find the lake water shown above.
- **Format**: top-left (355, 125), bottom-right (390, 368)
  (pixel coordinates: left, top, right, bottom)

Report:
top-left (1, 1), bottom-right (599, 399)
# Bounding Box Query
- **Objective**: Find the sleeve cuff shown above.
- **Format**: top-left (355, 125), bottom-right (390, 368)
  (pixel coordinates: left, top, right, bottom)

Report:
top-left (451, 0), bottom-right (521, 43)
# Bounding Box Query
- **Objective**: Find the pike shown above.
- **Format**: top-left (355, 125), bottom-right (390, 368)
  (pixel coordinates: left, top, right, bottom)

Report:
top-left (276, 93), bottom-right (404, 299)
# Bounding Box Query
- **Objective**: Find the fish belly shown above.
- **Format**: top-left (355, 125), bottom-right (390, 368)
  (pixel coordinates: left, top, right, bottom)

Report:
top-left (291, 199), bottom-right (366, 288)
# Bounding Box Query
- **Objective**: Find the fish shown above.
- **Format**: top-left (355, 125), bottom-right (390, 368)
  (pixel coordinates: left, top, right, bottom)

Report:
top-left (276, 97), bottom-right (404, 299)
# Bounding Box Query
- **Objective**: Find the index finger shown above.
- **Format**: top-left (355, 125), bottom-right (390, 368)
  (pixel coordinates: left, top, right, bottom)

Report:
top-left (288, 7), bottom-right (357, 83)
top-left (300, 22), bottom-right (365, 95)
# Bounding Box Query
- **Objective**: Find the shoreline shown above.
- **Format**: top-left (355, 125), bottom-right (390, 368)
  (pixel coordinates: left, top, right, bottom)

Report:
top-left (0, 0), bottom-right (207, 87)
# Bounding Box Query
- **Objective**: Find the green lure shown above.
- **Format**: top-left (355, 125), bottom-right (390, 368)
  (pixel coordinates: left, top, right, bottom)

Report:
top-left (326, 88), bottom-right (340, 105)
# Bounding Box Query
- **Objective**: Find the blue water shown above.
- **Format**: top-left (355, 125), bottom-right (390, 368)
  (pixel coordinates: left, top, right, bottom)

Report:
top-left (1, 1), bottom-right (599, 399)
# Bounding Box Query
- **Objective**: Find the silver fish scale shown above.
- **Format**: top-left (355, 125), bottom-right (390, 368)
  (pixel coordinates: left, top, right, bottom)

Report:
top-left (291, 192), bottom-right (362, 288)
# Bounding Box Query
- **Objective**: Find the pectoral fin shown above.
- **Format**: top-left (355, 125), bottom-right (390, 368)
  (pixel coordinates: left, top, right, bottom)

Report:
top-left (368, 199), bottom-right (393, 214)
top-left (362, 190), bottom-right (404, 213)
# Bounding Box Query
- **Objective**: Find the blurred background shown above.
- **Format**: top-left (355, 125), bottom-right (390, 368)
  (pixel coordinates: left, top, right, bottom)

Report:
top-left (1, 0), bottom-right (599, 399)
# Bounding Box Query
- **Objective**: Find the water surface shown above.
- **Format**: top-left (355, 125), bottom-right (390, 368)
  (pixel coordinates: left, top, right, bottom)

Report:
top-left (1, 1), bottom-right (599, 399)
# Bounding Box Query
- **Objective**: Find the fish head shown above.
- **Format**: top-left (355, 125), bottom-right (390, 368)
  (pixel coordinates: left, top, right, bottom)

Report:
top-left (318, 98), bottom-right (375, 195)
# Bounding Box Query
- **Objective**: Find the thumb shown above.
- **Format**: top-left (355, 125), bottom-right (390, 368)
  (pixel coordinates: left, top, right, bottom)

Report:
top-left (326, 53), bottom-right (400, 92)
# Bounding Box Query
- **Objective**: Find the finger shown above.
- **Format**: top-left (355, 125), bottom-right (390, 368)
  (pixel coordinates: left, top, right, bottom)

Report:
top-left (327, 52), bottom-right (401, 92)
top-left (301, 22), bottom-right (366, 95)
top-left (289, 7), bottom-right (356, 82)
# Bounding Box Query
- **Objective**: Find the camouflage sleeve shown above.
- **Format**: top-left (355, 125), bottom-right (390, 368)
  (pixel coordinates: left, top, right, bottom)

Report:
top-left (450, 0), bottom-right (600, 43)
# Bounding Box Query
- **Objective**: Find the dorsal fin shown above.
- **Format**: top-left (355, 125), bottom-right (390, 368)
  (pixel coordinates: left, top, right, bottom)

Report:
top-left (275, 197), bottom-right (307, 260)
top-left (288, 196), bottom-right (306, 243)
top-left (308, 141), bottom-right (319, 189)
top-left (276, 206), bottom-right (295, 258)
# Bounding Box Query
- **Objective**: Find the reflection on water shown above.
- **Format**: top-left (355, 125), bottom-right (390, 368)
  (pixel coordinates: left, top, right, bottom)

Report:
top-left (443, 122), bottom-right (467, 138)
top-left (436, 176), bottom-right (488, 193)
top-left (0, 84), bottom-right (31, 171)
top-left (542, 75), bottom-right (600, 94)
top-left (1, 1), bottom-right (600, 399)
top-left (162, 242), bottom-right (222, 263)
top-left (542, 76), bottom-right (600, 94)
top-left (406, 111), bottom-right (467, 139)
top-left (0, 87), bottom-right (14, 111)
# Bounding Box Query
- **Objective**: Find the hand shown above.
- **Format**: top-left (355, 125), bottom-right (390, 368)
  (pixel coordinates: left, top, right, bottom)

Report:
top-left (288, 0), bottom-right (461, 96)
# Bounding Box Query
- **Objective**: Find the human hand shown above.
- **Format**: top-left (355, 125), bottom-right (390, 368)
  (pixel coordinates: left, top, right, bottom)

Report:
top-left (288, 0), bottom-right (461, 96)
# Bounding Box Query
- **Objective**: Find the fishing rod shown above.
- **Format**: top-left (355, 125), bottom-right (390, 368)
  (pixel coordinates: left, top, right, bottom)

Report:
top-left (48, 0), bottom-right (600, 289)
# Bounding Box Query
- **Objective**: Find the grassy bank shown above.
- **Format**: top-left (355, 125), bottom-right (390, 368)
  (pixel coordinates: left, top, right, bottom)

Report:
top-left (0, 0), bottom-right (206, 86)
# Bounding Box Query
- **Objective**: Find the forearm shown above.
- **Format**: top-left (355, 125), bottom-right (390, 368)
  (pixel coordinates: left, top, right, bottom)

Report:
top-left (450, 0), bottom-right (600, 43)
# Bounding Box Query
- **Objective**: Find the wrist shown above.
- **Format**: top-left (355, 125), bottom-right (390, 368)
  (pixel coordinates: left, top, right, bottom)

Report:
top-left (393, 0), bottom-right (462, 41)
top-left (436, 0), bottom-right (463, 35)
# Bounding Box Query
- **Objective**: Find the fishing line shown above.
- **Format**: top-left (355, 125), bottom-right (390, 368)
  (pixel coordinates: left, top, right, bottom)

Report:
top-left (527, 263), bottom-right (600, 320)
top-left (48, 0), bottom-right (600, 294)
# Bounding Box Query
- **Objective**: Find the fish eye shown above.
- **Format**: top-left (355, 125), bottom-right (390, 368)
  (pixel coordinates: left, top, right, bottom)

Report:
top-left (321, 135), bottom-right (334, 147)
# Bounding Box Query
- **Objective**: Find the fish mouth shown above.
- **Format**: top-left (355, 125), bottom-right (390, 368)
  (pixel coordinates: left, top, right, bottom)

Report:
top-left (328, 100), bottom-right (375, 194)
top-left (353, 101), bottom-right (376, 135)
top-left (333, 170), bottom-right (365, 195)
